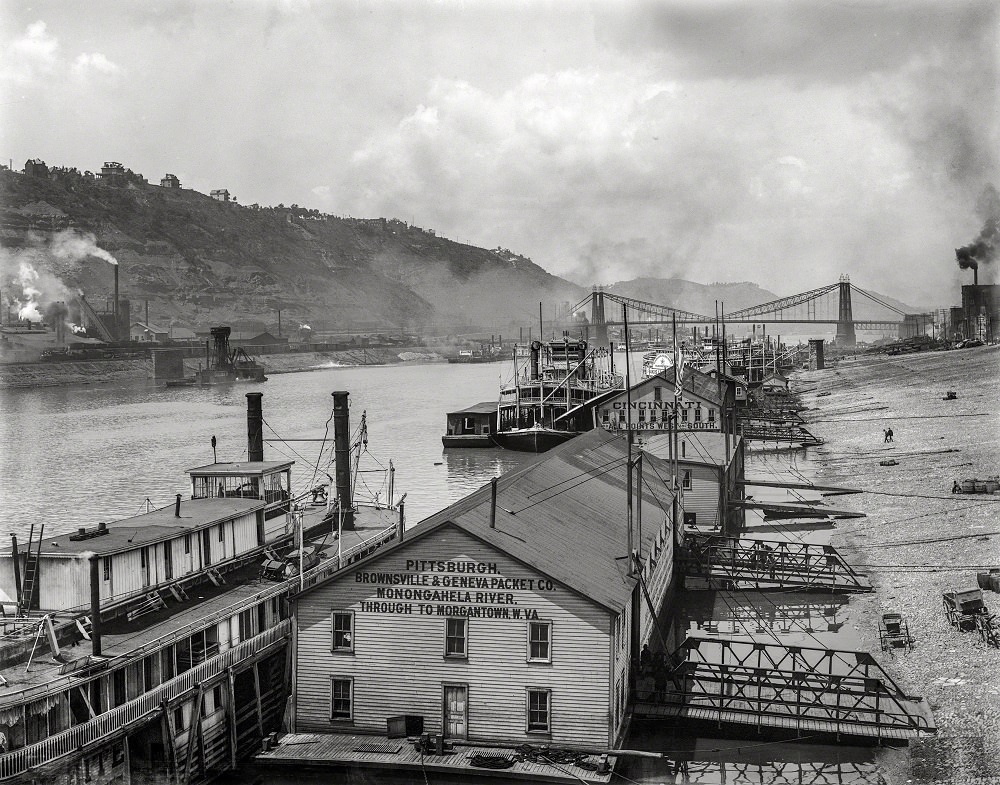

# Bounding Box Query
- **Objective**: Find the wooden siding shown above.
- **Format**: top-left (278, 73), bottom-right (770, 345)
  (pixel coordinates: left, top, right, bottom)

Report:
top-left (680, 463), bottom-right (723, 529)
top-left (293, 526), bottom-right (613, 748)
top-left (610, 608), bottom-right (630, 745)
top-left (29, 511), bottom-right (266, 611)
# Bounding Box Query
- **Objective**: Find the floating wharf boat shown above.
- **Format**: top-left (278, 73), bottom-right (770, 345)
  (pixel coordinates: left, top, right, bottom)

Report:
top-left (441, 401), bottom-right (497, 448)
top-left (0, 391), bottom-right (401, 783)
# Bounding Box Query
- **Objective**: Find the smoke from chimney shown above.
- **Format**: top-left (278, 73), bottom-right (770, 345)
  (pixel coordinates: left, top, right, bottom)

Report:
top-left (955, 183), bottom-right (999, 283)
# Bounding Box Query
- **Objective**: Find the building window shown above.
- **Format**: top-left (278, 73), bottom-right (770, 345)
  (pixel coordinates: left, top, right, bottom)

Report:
top-left (694, 407), bottom-right (702, 422)
top-left (445, 618), bottom-right (467, 658)
top-left (602, 409), bottom-right (610, 424)
top-left (654, 386), bottom-right (662, 402)
top-left (527, 689), bottom-right (551, 733)
top-left (708, 408), bottom-right (716, 422)
top-left (331, 677), bottom-right (353, 720)
top-left (681, 407), bottom-right (689, 423)
top-left (103, 557), bottom-right (112, 582)
top-left (332, 611), bottom-right (354, 652)
top-left (184, 534), bottom-right (191, 554)
top-left (638, 407), bottom-right (646, 421)
top-left (528, 621), bottom-right (551, 663)
top-left (218, 525), bottom-right (225, 542)
top-left (683, 470), bottom-right (692, 489)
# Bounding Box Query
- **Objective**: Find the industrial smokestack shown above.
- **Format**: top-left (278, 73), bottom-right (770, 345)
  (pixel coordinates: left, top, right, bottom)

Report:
top-left (113, 265), bottom-right (119, 339)
top-left (246, 392), bottom-right (264, 462)
top-left (490, 477), bottom-right (498, 529)
top-left (175, 493), bottom-right (182, 517)
top-left (332, 391), bottom-right (355, 530)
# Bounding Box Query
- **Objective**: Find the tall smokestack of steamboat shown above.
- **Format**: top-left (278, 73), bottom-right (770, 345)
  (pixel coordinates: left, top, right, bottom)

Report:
top-left (333, 391), bottom-right (355, 530)
top-left (246, 392), bottom-right (264, 462)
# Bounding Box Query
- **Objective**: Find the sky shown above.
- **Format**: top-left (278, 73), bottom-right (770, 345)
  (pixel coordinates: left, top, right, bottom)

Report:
top-left (1, 0), bottom-right (997, 306)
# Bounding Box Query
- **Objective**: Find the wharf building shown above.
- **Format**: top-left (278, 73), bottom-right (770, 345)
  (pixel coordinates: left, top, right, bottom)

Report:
top-left (642, 431), bottom-right (745, 535)
top-left (589, 366), bottom-right (733, 437)
top-left (288, 429), bottom-right (680, 749)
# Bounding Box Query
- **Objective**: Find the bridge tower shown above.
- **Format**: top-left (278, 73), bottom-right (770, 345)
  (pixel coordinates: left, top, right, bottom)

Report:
top-left (836, 275), bottom-right (857, 347)
top-left (591, 287), bottom-right (609, 346)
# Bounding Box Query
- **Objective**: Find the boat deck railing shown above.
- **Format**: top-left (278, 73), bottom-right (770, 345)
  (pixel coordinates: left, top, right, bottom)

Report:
top-left (0, 619), bottom-right (291, 781)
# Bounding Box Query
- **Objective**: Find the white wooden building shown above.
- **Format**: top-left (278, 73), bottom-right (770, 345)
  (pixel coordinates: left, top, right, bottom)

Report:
top-left (589, 367), bottom-right (732, 436)
top-left (0, 497), bottom-right (265, 613)
top-left (641, 431), bottom-right (745, 534)
top-left (289, 430), bottom-right (679, 749)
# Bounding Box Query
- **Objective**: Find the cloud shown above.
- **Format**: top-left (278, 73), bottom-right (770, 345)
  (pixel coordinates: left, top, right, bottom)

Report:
top-left (328, 59), bottom-right (984, 302)
top-left (2, 20), bottom-right (59, 82)
top-left (71, 52), bottom-right (121, 79)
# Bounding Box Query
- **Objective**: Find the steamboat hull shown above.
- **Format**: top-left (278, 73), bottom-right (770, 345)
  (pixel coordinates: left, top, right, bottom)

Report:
top-left (491, 426), bottom-right (577, 453)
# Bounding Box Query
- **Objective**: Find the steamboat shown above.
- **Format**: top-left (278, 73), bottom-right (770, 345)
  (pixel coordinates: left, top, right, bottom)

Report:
top-left (493, 338), bottom-right (623, 452)
top-left (0, 391), bottom-right (401, 783)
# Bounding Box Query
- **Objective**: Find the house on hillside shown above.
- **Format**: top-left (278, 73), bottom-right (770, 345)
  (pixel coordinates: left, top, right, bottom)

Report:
top-left (24, 159), bottom-right (48, 178)
top-left (210, 189), bottom-right (231, 202)
top-left (160, 173), bottom-right (181, 188)
top-left (287, 429), bottom-right (679, 749)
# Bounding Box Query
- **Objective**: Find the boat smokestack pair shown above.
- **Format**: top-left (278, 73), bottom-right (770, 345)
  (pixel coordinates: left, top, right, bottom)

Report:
top-left (333, 391), bottom-right (355, 530)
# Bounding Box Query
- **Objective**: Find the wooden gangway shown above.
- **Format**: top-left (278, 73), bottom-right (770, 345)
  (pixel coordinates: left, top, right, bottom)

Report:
top-left (679, 533), bottom-right (873, 592)
top-left (740, 479), bottom-right (863, 497)
top-left (633, 634), bottom-right (936, 742)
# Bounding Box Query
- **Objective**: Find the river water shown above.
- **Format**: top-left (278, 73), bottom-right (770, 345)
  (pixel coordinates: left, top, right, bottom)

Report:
top-left (0, 358), bottom-right (884, 783)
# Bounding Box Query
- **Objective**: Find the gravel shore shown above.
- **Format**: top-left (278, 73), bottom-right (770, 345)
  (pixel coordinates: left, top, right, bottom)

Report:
top-left (797, 345), bottom-right (1000, 784)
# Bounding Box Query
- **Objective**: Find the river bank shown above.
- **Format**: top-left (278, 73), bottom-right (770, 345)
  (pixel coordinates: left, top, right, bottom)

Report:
top-left (0, 347), bottom-right (450, 389)
top-left (797, 344), bottom-right (1000, 783)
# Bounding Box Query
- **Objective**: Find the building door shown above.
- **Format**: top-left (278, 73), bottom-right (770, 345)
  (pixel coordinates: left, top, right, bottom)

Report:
top-left (201, 529), bottom-right (212, 566)
top-left (442, 685), bottom-right (467, 740)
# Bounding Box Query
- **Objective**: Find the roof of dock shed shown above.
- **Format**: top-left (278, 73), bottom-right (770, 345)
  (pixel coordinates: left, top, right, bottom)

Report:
top-left (186, 460), bottom-right (294, 476)
top-left (295, 429), bottom-right (676, 612)
top-left (446, 401), bottom-right (498, 416)
top-left (23, 498), bottom-right (264, 557)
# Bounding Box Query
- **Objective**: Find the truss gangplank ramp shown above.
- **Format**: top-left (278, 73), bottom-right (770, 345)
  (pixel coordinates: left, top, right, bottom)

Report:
top-left (633, 635), bottom-right (936, 742)
top-left (734, 500), bottom-right (866, 519)
top-left (679, 534), bottom-right (872, 592)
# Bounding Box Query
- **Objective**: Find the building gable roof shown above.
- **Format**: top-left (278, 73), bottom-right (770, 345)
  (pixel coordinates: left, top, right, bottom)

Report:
top-left (295, 429), bottom-right (677, 612)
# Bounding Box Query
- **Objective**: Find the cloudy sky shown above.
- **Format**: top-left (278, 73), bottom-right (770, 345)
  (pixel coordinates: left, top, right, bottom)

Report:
top-left (1, 0), bottom-right (997, 304)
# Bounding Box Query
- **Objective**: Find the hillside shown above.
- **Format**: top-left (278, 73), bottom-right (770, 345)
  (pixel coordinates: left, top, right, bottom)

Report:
top-left (0, 166), bottom-right (917, 336)
top-left (0, 167), bottom-right (581, 333)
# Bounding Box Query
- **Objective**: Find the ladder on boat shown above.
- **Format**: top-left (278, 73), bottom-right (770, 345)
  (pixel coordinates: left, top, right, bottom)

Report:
top-left (17, 523), bottom-right (44, 616)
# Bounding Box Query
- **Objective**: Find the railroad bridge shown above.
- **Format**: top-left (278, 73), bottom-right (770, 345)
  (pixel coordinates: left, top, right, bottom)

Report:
top-left (581, 276), bottom-right (932, 347)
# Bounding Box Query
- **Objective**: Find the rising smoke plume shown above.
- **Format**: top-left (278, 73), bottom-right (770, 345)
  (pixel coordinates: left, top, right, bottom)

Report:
top-left (1, 229), bottom-right (118, 322)
top-left (955, 184), bottom-right (999, 275)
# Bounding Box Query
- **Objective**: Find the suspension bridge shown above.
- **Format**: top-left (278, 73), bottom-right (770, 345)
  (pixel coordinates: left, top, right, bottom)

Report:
top-left (578, 276), bottom-right (931, 347)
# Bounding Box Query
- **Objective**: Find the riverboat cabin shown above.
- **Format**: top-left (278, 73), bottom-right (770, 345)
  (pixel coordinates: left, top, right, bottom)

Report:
top-left (589, 366), bottom-right (732, 436)
top-left (187, 459), bottom-right (293, 526)
top-left (642, 432), bottom-right (745, 535)
top-left (289, 429), bottom-right (679, 749)
top-left (0, 496), bottom-right (266, 613)
top-left (441, 401), bottom-right (497, 448)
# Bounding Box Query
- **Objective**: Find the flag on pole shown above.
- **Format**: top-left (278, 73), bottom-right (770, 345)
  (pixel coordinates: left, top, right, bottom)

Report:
top-left (674, 344), bottom-right (685, 400)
